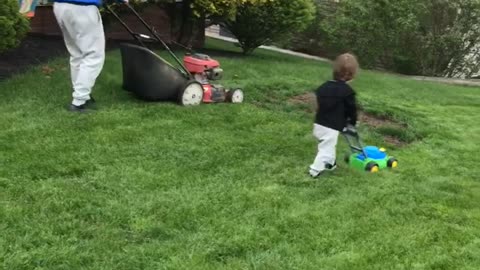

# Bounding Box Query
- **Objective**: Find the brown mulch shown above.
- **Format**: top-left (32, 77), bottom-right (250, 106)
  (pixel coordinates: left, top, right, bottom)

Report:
top-left (0, 34), bottom-right (125, 81)
top-left (0, 35), bottom-right (67, 80)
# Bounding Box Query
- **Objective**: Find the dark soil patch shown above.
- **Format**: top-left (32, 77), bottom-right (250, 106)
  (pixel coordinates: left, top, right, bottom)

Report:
top-left (0, 35), bottom-right (67, 80)
top-left (289, 92), bottom-right (316, 112)
top-left (289, 92), bottom-right (411, 147)
top-left (0, 34), bottom-right (126, 81)
top-left (358, 111), bottom-right (407, 129)
top-left (359, 112), bottom-right (413, 146)
top-left (383, 135), bottom-right (407, 147)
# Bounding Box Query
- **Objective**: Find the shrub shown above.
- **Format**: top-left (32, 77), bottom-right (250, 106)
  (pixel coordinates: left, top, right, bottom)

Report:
top-left (0, 0), bottom-right (29, 53)
top-left (319, 0), bottom-right (480, 77)
top-left (273, 0), bottom-right (335, 58)
top-left (281, 0), bottom-right (480, 77)
top-left (222, 0), bottom-right (315, 54)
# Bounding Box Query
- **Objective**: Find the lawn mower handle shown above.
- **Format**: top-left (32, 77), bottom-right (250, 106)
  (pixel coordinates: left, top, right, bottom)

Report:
top-left (105, 3), bottom-right (193, 79)
top-left (104, 4), bottom-right (147, 47)
top-left (342, 131), bottom-right (369, 159)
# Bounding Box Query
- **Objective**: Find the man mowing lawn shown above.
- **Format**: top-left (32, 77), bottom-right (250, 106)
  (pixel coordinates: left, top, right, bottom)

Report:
top-left (53, 0), bottom-right (127, 113)
top-left (309, 53), bottom-right (359, 178)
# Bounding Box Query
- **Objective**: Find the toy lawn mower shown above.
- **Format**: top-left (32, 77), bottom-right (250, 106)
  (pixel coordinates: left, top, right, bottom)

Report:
top-left (105, 4), bottom-right (244, 106)
top-left (343, 130), bottom-right (398, 173)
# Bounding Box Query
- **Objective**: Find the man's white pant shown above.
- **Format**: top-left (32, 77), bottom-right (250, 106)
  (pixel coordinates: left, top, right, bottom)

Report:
top-left (310, 124), bottom-right (339, 174)
top-left (53, 3), bottom-right (105, 106)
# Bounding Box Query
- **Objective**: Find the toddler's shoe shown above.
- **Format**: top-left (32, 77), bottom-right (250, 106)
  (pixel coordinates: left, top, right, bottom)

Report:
top-left (325, 162), bottom-right (337, 171)
top-left (309, 168), bottom-right (323, 178)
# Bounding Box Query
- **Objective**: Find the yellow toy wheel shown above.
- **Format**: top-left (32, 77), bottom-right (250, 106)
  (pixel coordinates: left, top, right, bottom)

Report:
top-left (365, 162), bottom-right (380, 173)
top-left (387, 158), bottom-right (399, 168)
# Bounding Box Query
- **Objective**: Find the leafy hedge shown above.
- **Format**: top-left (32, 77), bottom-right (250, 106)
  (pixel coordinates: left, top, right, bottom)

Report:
top-left (0, 0), bottom-right (29, 53)
top-left (222, 0), bottom-right (315, 54)
top-left (286, 0), bottom-right (480, 78)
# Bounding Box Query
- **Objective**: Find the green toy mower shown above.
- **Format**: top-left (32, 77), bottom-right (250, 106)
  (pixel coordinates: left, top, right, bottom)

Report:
top-left (343, 130), bottom-right (398, 173)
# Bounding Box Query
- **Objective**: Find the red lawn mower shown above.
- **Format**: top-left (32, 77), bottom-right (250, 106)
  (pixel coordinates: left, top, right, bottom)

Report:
top-left (106, 4), bottom-right (244, 106)
top-left (184, 54), bottom-right (244, 104)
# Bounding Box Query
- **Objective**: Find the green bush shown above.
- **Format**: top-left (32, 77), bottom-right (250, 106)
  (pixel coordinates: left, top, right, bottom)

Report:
top-left (280, 0), bottom-right (480, 77)
top-left (222, 0), bottom-right (315, 54)
top-left (0, 0), bottom-right (29, 53)
top-left (318, 0), bottom-right (480, 77)
top-left (273, 0), bottom-right (335, 58)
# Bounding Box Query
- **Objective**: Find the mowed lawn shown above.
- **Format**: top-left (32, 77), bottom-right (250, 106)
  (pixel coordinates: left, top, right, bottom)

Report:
top-left (1, 39), bottom-right (479, 270)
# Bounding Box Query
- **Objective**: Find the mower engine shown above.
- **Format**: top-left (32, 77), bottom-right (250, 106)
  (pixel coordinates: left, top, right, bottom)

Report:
top-left (183, 53), bottom-right (244, 103)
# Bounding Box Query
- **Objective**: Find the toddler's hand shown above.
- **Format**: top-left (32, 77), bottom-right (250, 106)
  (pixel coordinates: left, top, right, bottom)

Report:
top-left (343, 124), bottom-right (357, 135)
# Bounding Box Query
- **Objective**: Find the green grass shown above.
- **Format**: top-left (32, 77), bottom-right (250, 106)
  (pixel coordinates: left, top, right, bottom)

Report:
top-left (1, 38), bottom-right (479, 270)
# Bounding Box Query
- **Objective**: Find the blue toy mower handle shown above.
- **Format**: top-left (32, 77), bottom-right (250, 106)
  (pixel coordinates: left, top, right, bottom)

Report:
top-left (342, 130), bottom-right (369, 159)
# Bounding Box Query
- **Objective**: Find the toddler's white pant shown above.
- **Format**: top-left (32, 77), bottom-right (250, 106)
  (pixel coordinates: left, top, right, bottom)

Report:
top-left (53, 3), bottom-right (105, 106)
top-left (310, 124), bottom-right (339, 174)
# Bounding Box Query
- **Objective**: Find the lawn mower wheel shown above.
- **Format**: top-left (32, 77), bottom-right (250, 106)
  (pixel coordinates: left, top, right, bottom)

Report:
top-left (179, 80), bottom-right (204, 106)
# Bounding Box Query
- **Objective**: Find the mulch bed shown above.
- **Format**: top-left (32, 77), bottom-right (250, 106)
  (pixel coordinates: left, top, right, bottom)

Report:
top-left (0, 35), bottom-right (68, 81)
top-left (0, 34), bottom-right (126, 81)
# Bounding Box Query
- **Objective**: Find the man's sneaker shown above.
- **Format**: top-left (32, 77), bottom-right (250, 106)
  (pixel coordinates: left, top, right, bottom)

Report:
top-left (68, 103), bottom-right (91, 113)
top-left (85, 97), bottom-right (97, 110)
top-left (67, 99), bottom-right (96, 113)
top-left (325, 162), bottom-right (337, 171)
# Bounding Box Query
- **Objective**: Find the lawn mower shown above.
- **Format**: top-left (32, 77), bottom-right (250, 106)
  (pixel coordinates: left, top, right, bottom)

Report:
top-left (343, 130), bottom-right (398, 173)
top-left (105, 3), bottom-right (244, 106)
